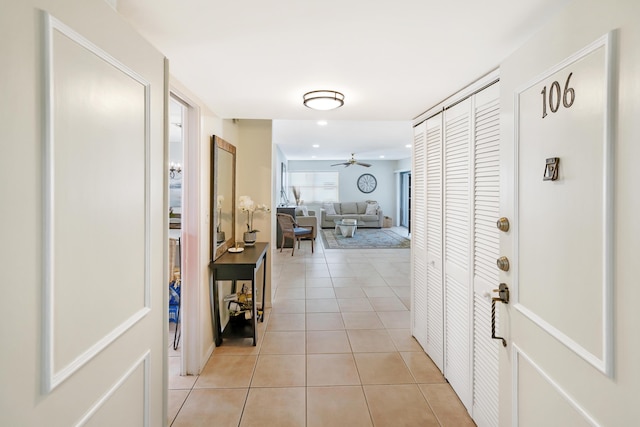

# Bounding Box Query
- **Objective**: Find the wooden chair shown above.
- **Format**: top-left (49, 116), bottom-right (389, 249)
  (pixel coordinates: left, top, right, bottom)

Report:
top-left (276, 213), bottom-right (314, 256)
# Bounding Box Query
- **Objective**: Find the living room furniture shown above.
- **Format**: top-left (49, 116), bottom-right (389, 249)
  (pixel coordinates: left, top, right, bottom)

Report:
top-left (209, 242), bottom-right (269, 346)
top-left (294, 207), bottom-right (318, 240)
top-left (320, 201), bottom-right (383, 228)
top-left (276, 213), bottom-right (314, 255)
top-left (276, 207), bottom-right (296, 248)
top-left (276, 207), bottom-right (318, 248)
top-left (334, 218), bottom-right (364, 238)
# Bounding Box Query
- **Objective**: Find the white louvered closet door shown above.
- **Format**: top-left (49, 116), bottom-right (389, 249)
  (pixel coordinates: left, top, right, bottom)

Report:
top-left (472, 83), bottom-right (500, 427)
top-left (443, 98), bottom-right (473, 411)
top-left (411, 122), bottom-right (428, 349)
top-left (425, 114), bottom-right (444, 371)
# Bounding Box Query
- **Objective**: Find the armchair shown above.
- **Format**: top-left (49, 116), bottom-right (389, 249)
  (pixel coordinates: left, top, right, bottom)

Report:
top-left (293, 209), bottom-right (318, 240)
top-left (276, 213), bottom-right (314, 256)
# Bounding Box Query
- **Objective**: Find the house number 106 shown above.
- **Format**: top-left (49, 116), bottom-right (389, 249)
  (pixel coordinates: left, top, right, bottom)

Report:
top-left (540, 72), bottom-right (575, 118)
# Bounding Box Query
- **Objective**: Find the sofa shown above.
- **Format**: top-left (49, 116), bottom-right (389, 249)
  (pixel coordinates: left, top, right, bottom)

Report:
top-left (320, 201), bottom-right (383, 228)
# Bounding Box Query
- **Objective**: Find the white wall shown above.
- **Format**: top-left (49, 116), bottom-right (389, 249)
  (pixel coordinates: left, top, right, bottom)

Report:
top-left (236, 120), bottom-right (273, 307)
top-left (287, 159), bottom-right (402, 220)
top-left (396, 157), bottom-right (411, 171)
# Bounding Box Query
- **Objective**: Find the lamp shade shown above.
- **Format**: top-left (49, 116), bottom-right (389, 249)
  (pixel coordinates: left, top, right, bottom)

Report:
top-left (303, 90), bottom-right (344, 110)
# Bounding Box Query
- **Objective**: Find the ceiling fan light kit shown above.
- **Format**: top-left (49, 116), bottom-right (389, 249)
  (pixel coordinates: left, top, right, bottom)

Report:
top-left (303, 90), bottom-right (344, 111)
top-left (331, 153), bottom-right (371, 168)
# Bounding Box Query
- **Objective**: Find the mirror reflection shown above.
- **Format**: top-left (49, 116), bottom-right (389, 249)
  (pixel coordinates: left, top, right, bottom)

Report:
top-left (216, 149), bottom-right (233, 244)
top-left (212, 136), bottom-right (236, 260)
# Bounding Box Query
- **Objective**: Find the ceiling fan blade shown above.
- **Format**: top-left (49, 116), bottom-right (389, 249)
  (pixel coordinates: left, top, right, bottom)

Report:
top-left (331, 162), bottom-right (349, 167)
top-left (356, 162), bottom-right (371, 167)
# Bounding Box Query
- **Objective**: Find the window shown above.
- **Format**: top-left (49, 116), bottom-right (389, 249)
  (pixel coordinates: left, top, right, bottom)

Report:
top-left (288, 171), bottom-right (339, 204)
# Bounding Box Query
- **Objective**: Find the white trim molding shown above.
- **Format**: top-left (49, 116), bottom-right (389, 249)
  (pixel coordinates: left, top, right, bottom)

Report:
top-left (74, 351), bottom-right (151, 427)
top-left (512, 32), bottom-right (615, 377)
top-left (42, 12), bottom-right (152, 392)
top-left (512, 345), bottom-right (602, 427)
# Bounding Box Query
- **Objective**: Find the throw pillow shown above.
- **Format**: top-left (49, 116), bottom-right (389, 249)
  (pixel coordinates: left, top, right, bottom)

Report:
top-left (322, 203), bottom-right (337, 215)
top-left (365, 202), bottom-right (379, 215)
top-left (341, 202), bottom-right (358, 214)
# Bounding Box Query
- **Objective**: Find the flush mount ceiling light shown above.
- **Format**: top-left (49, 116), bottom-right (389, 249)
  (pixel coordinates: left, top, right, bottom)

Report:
top-left (303, 90), bottom-right (344, 111)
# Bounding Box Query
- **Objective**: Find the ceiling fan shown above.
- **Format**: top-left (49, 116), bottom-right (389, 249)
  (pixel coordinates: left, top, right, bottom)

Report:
top-left (331, 153), bottom-right (371, 168)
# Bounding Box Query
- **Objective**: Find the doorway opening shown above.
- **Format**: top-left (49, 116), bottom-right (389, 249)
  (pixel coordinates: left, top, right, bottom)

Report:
top-left (168, 96), bottom-right (185, 363)
top-left (400, 171), bottom-right (411, 233)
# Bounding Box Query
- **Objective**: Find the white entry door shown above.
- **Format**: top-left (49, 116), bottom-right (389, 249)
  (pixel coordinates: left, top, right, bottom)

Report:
top-left (1, 2), bottom-right (167, 426)
top-left (498, 26), bottom-right (639, 426)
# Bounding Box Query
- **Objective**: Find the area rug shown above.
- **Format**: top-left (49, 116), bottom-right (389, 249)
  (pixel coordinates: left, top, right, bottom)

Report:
top-left (320, 228), bottom-right (411, 249)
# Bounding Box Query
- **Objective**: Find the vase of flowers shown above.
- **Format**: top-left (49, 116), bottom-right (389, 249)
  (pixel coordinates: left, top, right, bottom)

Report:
top-left (238, 195), bottom-right (270, 246)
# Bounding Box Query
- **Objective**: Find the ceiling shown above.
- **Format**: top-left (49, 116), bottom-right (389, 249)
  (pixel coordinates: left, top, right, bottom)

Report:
top-left (117, 0), bottom-right (565, 160)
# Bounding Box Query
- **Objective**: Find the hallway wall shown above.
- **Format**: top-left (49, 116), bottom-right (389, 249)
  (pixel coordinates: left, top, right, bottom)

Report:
top-left (236, 119), bottom-right (274, 307)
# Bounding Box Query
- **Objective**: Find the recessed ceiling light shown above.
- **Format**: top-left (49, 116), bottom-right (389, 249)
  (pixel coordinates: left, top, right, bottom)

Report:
top-left (312, 144), bottom-right (320, 148)
top-left (405, 144), bottom-right (412, 148)
top-left (379, 155), bottom-right (385, 159)
top-left (303, 90), bottom-right (344, 111)
top-left (317, 120), bottom-right (328, 126)
top-left (312, 156), bottom-right (317, 159)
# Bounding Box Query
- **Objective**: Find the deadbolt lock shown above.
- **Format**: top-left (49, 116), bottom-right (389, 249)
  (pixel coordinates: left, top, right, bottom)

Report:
top-left (496, 256), bottom-right (510, 272)
top-left (496, 217), bottom-right (510, 232)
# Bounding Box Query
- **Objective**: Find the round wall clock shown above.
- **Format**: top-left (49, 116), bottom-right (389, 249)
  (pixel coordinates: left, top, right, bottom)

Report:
top-left (357, 173), bottom-right (377, 193)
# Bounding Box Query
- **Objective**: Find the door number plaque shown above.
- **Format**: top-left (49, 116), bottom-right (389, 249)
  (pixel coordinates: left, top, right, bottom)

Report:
top-left (543, 157), bottom-right (560, 181)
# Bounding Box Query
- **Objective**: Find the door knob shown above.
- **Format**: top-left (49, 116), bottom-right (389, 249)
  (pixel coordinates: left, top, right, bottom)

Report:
top-left (496, 256), bottom-right (510, 272)
top-left (496, 217), bottom-right (510, 232)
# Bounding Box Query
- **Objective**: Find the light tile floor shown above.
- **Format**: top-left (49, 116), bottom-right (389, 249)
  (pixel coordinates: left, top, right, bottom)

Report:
top-left (168, 228), bottom-right (475, 426)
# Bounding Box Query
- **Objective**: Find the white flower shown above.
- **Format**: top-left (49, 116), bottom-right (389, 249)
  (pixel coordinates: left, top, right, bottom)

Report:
top-left (238, 195), bottom-right (256, 212)
top-left (238, 196), bottom-right (270, 232)
top-left (256, 203), bottom-right (271, 212)
top-left (217, 195), bottom-right (224, 209)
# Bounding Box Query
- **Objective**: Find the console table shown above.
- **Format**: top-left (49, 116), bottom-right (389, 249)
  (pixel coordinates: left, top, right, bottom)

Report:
top-left (209, 242), bottom-right (269, 346)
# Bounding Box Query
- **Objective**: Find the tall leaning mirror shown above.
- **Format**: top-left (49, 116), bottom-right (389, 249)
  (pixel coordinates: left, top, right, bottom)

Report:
top-left (211, 135), bottom-right (236, 260)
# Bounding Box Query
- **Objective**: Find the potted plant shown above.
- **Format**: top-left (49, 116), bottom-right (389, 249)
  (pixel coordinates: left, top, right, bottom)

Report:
top-left (238, 195), bottom-right (270, 246)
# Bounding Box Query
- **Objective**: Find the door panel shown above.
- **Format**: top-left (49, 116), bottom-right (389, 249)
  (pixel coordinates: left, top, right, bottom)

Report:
top-left (444, 99), bottom-right (472, 410)
top-left (515, 41), bottom-right (611, 368)
top-left (411, 123), bottom-right (428, 349)
top-left (513, 346), bottom-right (596, 427)
top-left (47, 20), bottom-right (150, 387)
top-left (1, 2), bottom-right (166, 425)
top-left (472, 84), bottom-right (500, 427)
top-left (425, 116), bottom-right (444, 371)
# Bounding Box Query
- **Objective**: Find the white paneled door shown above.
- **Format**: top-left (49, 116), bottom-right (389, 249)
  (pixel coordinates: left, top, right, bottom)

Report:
top-left (498, 27), bottom-right (639, 426)
top-left (2, 2), bottom-right (167, 426)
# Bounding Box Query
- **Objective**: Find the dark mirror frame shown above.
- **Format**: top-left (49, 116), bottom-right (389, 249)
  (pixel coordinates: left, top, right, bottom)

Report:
top-left (211, 135), bottom-right (236, 261)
